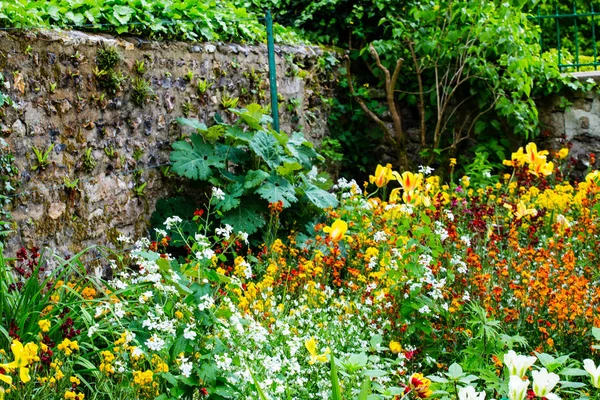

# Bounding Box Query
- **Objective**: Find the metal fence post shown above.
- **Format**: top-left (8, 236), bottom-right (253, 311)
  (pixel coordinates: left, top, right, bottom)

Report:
top-left (265, 10), bottom-right (280, 132)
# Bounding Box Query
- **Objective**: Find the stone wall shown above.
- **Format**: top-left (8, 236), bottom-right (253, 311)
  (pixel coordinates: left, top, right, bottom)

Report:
top-left (538, 72), bottom-right (600, 168)
top-left (0, 30), bottom-right (336, 259)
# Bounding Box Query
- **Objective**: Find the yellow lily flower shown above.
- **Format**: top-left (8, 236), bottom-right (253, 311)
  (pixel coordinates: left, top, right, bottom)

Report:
top-left (402, 190), bottom-right (421, 206)
top-left (322, 219), bottom-right (349, 242)
top-left (525, 142), bottom-right (548, 165)
top-left (515, 201), bottom-right (537, 219)
top-left (504, 147), bottom-right (526, 167)
top-left (529, 159), bottom-right (554, 177)
top-left (393, 171), bottom-right (422, 192)
top-left (557, 148), bottom-right (569, 159)
top-left (304, 337), bottom-right (329, 364)
top-left (586, 171), bottom-right (600, 193)
top-left (369, 164), bottom-right (396, 188)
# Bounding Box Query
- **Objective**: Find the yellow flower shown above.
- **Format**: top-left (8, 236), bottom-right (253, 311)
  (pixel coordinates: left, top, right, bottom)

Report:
top-left (461, 175), bottom-right (470, 188)
top-left (369, 164), bottom-right (395, 188)
top-left (557, 148), bottom-right (569, 159)
top-left (515, 201), bottom-right (537, 219)
top-left (449, 158), bottom-right (457, 167)
top-left (38, 319), bottom-right (51, 333)
top-left (393, 171), bottom-right (423, 192)
top-left (0, 340), bottom-right (37, 384)
top-left (64, 391), bottom-right (85, 399)
top-left (304, 337), bottom-right (329, 364)
top-left (57, 339), bottom-right (78, 356)
top-left (322, 219), bottom-right (349, 242)
top-left (389, 341), bottom-right (402, 354)
top-left (586, 171), bottom-right (600, 192)
top-left (402, 190), bottom-right (421, 206)
top-left (529, 159), bottom-right (554, 177)
top-left (525, 142), bottom-right (549, 165)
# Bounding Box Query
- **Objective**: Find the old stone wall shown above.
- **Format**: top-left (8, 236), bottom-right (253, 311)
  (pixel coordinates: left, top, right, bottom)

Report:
top-left (0, 30), bottom-right (336, 259)
top-left (538, 72), bottom-right (600, 167)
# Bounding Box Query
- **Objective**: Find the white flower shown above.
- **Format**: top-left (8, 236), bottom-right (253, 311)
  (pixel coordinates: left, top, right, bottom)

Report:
top-left (504, 350), bottom-right (537, 377)
top-left (418, 165), bottom-right (434, 175)
top-left (184, 325), bottom-right (197, 340)
top-left (418, 305), bottom-right (431, 314)
top-left (583, 359), bottom-right (600, 388)
top-left (458, 386), bottom-right (486, 400)
top-left (180, 359), bottom-right (193, 378)
top-left (508, 376), bottom-right (529, 400)
top-left (164, 216), bottom-right (182, 230)
top-left (212, 187), bottom-right (225, 201)
top-left (146, 334), bottom-right (165, 351)
top-left (532, 368), bottom-right (560, 399)
top-left (373, 231), bottom-right (388, 242)
top-left (238, 231), bottom-right (249, 244)
top-left (194, 233), bottom-right (210, 246)
top-left (154, 228), bottom-right (167, 237)
top-left (87, 323), bottom-right (100, 337)
top-left (198, 294), bottom-right (215, 311)
top-left (216, 224), bottom-right (233, 238)
top-left (117, 234), bottom-right (132, 243)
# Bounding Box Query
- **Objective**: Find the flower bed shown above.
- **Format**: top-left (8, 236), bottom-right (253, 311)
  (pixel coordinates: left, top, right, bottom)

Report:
top-left (0, 143), bottom-right (599, 399)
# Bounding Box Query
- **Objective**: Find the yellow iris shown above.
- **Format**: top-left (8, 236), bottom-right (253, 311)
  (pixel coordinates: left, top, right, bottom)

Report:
top-left (322, 219), bottom-right (349, 242)
top-left (304, 337), bottom-right (329, 364)
top-left (0, 340), bottom-right (38, 384)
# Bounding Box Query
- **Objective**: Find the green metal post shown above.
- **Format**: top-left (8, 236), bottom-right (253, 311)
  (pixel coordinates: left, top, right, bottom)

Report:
top-left (593, 4), bottom-right (597, 70)
top-left (556, 6), bottom-right (562, 71)
top-left (574, 4), bottom-right (579, 71)
top-left (265, 10), bottom-right (280, 132)
top-left (537, 6), bottom-right (543, 51)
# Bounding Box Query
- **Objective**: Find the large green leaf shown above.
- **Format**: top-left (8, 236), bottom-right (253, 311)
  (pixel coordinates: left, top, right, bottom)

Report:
top-left (255, 175), bottom-right (297, 207)
top-left (286, 132), bottom-right (319, 169)
top-left (216, 183), bottom-right (244, 212)
top-left (304, 182), bottom-right (338, 209)
top-left (177, 118), bottom-right (207, 132)
top-left (220, 203), bottom-right (266, 235)
top-left (170, 134), bottom-right (224, 180)
top-left (244, 170), bottom-right (270, 189)
top-left (112, 5), bottom-right (134, 24)
top-left (249, 131), bottom-right (284, 169)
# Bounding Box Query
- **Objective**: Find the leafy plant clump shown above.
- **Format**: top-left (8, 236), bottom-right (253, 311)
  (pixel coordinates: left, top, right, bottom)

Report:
top-left (0, 0), bottom-right (302, 43)
top-left (169, 103), bottom-right (337, 238)
top-left (131, 77), bottom-right (153, 107)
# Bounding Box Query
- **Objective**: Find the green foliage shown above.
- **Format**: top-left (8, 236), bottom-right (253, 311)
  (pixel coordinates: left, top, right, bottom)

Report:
top-left (170, 103), bottom-right (336, 237)
top-left (0, 139), bottom-right (17, 240)
top-left (0, 73), bottom-right (12, 108)
top-left (93, 68), bottom-right (126, 94)
top-left (530, 0), bottom-right (600, 62)
top-left (130, 77), bottom-right (153, 106)
top-left (0, 0), bottom-right (302, 43)
top-left (96, 46), bottom-right (121, 71)
top-left (31, 143), bottom-right (54, 171)
top-left (82, 147), bottom-right (96, 172)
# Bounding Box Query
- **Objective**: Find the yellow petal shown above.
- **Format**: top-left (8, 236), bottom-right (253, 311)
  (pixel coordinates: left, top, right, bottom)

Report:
top-left (304, 337), bottom-right (317, 356)
top-left (19, 366), bottom-right (30, 383)
top-left (0, 373), bottom-right (11, 385)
